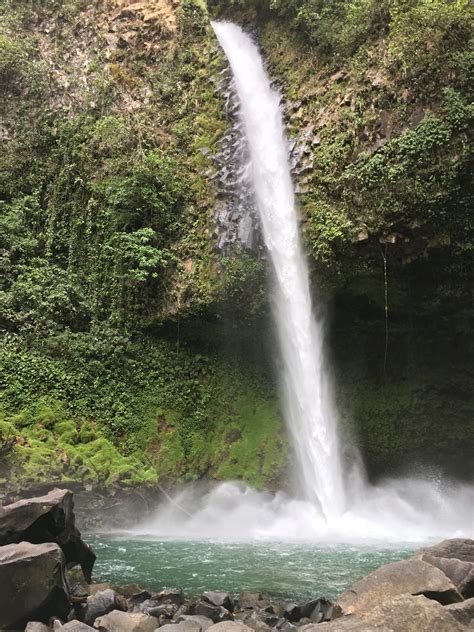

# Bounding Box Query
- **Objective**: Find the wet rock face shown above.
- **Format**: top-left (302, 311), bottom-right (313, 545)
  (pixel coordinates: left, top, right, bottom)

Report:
top-left (0, 541), bottom-right (70, 629)
top-left (208, 66), bottom-right (261, 256)
top-left (208, 60), bottom-right (323, 256)
top-left (0, 488), bottom-right (96, 582)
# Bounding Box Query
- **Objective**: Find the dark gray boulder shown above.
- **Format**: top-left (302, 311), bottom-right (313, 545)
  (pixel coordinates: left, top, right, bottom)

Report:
top-left (194, 601), bottom-right (233, 623)
top-left (299, 597), bottom-right (334, 622)
top-left (282, 604), bottom-right (300, 623)
top-left (152, 588), bottom-right (184, 606)
top-left (83, 589), bottom-right (127, 625)
top-left (0, 541), bottom-right (70, 629)
top-left (202, 593), bottom-right (234, 612)
top-left (127, 590), bottom-right (152, 610)
top-left (0, 488), bottom-right (95, 581)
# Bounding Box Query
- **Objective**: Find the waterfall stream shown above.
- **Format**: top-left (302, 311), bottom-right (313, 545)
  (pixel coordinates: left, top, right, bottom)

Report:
top-left (212, 21), bottom-right (346, 519)
top-left (137, 22), bottom-right (473, 543)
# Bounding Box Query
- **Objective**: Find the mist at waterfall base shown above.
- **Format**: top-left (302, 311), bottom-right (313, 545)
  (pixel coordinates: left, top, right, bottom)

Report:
top-left (138, 22), bottom-right (473, 545)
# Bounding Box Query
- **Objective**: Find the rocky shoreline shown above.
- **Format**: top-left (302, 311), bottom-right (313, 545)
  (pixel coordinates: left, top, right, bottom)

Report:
top-left (0, 489), bottom-right (473, 631)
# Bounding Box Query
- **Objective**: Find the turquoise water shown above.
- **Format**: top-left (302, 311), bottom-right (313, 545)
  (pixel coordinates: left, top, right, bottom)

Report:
top-left (87, 536), bottom-right (416, 601)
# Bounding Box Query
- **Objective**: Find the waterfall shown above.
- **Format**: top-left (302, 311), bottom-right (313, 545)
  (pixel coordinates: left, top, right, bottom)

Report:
top-left (138, 22), bottom-right (473, 543)
top-left (212, 21), bottom-right (346, 519)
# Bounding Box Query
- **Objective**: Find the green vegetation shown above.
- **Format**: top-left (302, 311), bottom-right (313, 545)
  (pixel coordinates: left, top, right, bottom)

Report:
top-left (0, 0), bottom-right (472, 487)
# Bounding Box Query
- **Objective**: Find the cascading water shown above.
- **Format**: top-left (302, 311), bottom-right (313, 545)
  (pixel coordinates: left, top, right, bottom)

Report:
top-left (137, 22), bottom-right (473, 543)
top-left (211, 21), bottom-right (346, 520)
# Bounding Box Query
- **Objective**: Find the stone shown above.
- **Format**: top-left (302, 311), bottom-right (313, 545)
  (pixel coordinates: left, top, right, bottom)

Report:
top-left (415, 538), bottom-right (474, 563)
top-left (194, 602), bottom-right (233, 623)
top-left (146, 603), bottom-right (178, 618)
top-left (93, 610), bottom-right (159, 632)
top-left (207, 624), bottom-right (252, 632)
top-left (68, 566), bottom-right (89, 604)
top-left (127, 590), bottom-right (152, 610)
top-left (300, 598), bottom-right (334, 622)
top-left (151, 588), bottom-right (184, 606)
top-left (89, 584), bottom-right (114, 596)
top-left (25, 623), bottom-right (50, 632)
top-left (129, 599), bottom-right (160, 614)
top-left (61, 622), bottom-right (97, 632)
top-left (84, 589), bottom-right (127, 625)
top-left (282, 604), bottom-right (300, 623)
top-left (202, 593), bottom-right (234, 612)
top-left (238, 593), bottom-right (263, 609)
top-left (242, 613), bottom-right (272, 632)
top-left (0, 488), bottom-right (96, 581)
top-left (412, 538), bottom-right (474, 598)
top-left (159, 622), bottom-right (202, 632)
top-left (361, 594), bottom-right (465, 631)
top-left (444, 597), bottom-right (474, 626)
top-left (300, 621), bottom-right (388, 631)
top-left (0, 541), bottom-right (70, 629)
top-left (177, 615), bottom-right (215, 632)
top-left (423, 555), bottom-right (474, 598)
top-left (337, 558), bottom-right (463, 615)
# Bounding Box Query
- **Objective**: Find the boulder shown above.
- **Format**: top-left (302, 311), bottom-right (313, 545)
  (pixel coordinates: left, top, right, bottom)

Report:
top-left (152, 588), bottom-right (184, 606)
top-left (242, 611), bottom-right (273, 632)
top-left (61, 622), bottom-right (97, 632)
top-left (412, 539), bottom-right (474, 598)
top-left (93, 610), bottom-right (158, 632)
top-left (202, 593), bottom-right (234, 612)
top-left (238, 594), bottom-right (263, 609)
top-left (414, 539), bottom-right (474, 563)
top-left (275, 621), bottom-right (295, 632)
top-left (0, 488), bottom-right (96, 581)
top-left (127, 590), bottom-right (152, 610)
top-left (194, 601), bottom-right (233, 623)
top-left (130, 598), bottom-right (177, 617)
top-left (89, 584), bottom-right (114, 596)
top-left (299, 598), bottom-right (334, 622)
top-left (207, 624), bottom-right (252, 632)
top-left (0, 541), bottom-right (70, 629)
top-left (300, 621), bottom-right (388, 631)
top-left (177, 615), bottom-right (215, 632)
top-left (83, 589), bottom-right (127, 625)
top-left (337, 558), bottom-right (463, 615)
top-left (360, 594), bottom-right (465, 631)
top-left (159, 622), bottom-right (202, 632)
top-left (146, 603), bottom-right (178, 618)
top-left (282, 604), bottom-right (300, 623)
top-left (25, 623), bottom-right (50, 632)
top-left (444, 597), bottom-right (474, 626)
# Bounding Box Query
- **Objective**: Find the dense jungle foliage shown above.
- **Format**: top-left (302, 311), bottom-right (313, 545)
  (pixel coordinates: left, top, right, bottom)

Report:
top-left (0, 0), bottom-right (472, 489)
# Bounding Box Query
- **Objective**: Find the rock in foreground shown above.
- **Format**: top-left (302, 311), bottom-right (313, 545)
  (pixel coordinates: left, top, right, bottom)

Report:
top-left (0, 541), bottom-right (70, 629)
top-left (0, 488), bottom-right (96, 581)
top-left (336, 558), bottom-right (463, 615)
top-left (412, 538), bottom-right (474, 598)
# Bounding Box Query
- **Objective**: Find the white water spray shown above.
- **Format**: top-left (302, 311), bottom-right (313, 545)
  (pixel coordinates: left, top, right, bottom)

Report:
top-left (138, 22), bottom-right (473, 543)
